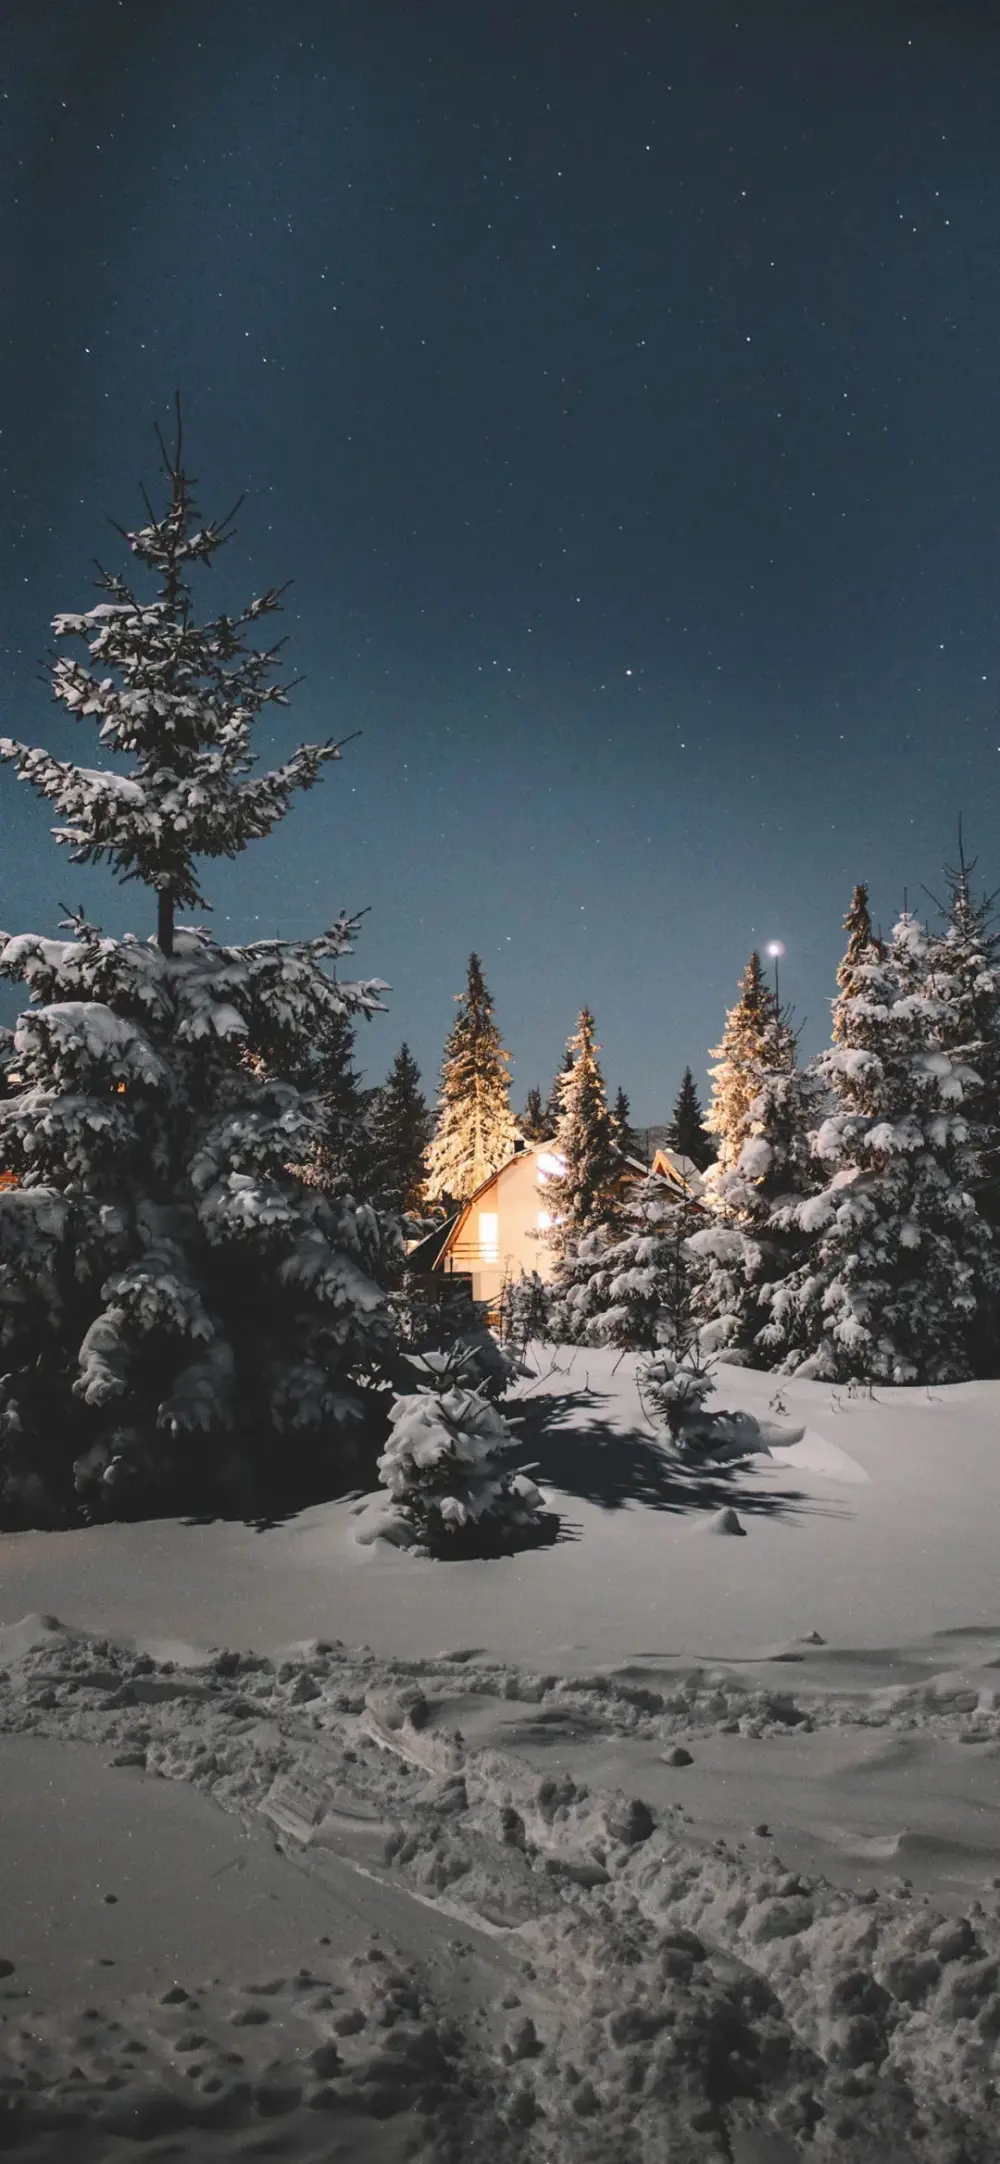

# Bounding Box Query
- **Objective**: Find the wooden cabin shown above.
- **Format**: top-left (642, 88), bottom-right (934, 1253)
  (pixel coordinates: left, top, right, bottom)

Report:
top-left (408, 1138), bottom-right (703, 1309)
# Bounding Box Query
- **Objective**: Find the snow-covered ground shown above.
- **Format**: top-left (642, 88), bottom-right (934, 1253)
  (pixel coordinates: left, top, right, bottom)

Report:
top-left (2, 1349), bottom-right (1000, 2160)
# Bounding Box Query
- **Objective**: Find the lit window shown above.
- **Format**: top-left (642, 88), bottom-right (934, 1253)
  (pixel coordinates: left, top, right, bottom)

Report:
top-left (478, 1211), bottom-right (499, 1261)
top-left (536, 1150), bottom-right (566, 1182)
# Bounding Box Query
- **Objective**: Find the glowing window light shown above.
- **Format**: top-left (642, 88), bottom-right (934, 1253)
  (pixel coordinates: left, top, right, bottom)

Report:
top-left (536, 1150), bottom-right (565, 1182)
top-left (478, 1210), bottom-right (499, 1262)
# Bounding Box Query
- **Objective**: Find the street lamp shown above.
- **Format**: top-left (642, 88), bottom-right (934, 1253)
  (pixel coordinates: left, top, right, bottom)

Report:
top-left (766, 940), bottom-right (786, 1011)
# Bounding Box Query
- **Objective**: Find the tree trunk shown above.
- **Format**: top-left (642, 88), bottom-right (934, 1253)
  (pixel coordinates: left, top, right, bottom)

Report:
top-left (157, 889), bottom-right (174, 957)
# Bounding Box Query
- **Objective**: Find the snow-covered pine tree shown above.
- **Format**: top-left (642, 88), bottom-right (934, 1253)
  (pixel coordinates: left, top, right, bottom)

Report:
top-left (612, 1084), bottom-right (641, 1163)
top-left (376, 1378), bottom-right (547, 1556)
top-left (0, 1030), bottom-right (16, 1191)
top-left (763, 900), bottom-right (1000, 1383)
top-left (544, 1007), bottom-right (623, 1258)
top-left (498, 1267), bottom-right (552, 1350)
top-left (920, 840), bottom-right (1000, 1371)
top-left (366, 1042), bottom-right (433, 1219)
top-left (691, 1045), bottom-right (824, 1364)
top-left (703, 952), bottom-right (793, 1175)
top-left (637, 1197), bottom-right (715, 1442)
top-left (693, 952), bottom-right (817, 1361)
top-left (546, 1226), bottom-right (614, 1344)
top-left (543, 1050), bottom-right (572, 1140)
top-left (520, 1084), bottom-right (547, 1142)
top-left (549, 1172), bottom-right (683, 1348)
top-left (834, 882), bottom-right (881, 1033)
top-left (0, 412), bottom-right (397, 1527)
top-left (424, 953), bottom-right (518, 1206)
top-left (251, 1004), bottom-right (375, 1206)
top-left (666, 1066), bottom-right (715, 1171)
top-left (924, 840), bottom-right (1000, 1212)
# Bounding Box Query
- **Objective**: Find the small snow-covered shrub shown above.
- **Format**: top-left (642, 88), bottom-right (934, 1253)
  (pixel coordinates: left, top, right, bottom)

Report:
top-left (638, 1350), bottom-right (770, 1462)
top-left (376, 1384), bottom-right (550, 1557)
top-left (638, 1350), bottom-right (714, 1445)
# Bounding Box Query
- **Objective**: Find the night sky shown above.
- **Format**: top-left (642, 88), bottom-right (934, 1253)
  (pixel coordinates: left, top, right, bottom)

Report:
top-left (2, 0), bottom-right (998, 1122)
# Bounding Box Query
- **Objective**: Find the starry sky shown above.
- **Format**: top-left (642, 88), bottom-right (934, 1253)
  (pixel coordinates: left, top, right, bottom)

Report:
top-left (1, 0), bottom-right (998, 1122)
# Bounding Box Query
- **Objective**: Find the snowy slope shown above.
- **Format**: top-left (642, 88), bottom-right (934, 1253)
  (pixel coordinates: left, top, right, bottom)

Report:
top-left (2, 1351), bottom-right (998, 1663)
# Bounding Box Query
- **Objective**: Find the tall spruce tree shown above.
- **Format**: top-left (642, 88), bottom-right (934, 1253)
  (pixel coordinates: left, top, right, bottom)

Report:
top-left (549, 1173), bottom-right (683, 1348)
top-left (545, 1008), bottom-right (622, 1257)
top-left (921, 841), bottom-right (1000, 1369)
top-left (0, 415), bottom-right (396, 1527)
top-left (367, 1043), bottom-right (433, 1218)
top-left (612, 1084), bottom-right (641, 1162)
top-left (543, 1050), bottom-right (572, 1140)
top-left (251, 1007), bottom-right (374, 1204)
top-left (691, 1042), bottom-right (823, 1363)
top-left (424, 953), bottom-right (517, 1205)
top-left (666, 1067), bottom-right (715, 1171)
top-left (693, 953), bottom-right (806, 1361)
top-left (704, 952), bottom-right (793, 1175)
top-left (764, 902), bottom-right (1000, 1383)
top-left (834, 882), bottom-right (880, 1032)
top-left (925, 841), bottom-right (1000, 1210)
top-left (520, 1084), bottom-right (547, 1142)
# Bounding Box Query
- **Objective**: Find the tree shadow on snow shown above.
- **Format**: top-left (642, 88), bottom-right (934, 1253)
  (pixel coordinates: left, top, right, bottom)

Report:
top-left (509, 1387), bottom-right (851, 1525)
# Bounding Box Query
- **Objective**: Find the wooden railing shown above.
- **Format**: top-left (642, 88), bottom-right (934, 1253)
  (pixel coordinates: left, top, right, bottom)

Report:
top-left (446, 1240), bottom-right (503, 1268)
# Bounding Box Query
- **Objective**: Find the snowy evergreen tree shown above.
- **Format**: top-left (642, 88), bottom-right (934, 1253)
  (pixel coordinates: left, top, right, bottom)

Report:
top-left (544, 1007), bottom-right (623, 1257)
top-left (691, 1049), bottom-right (824, 1364)
top-left (637, 1199), bottom-right (715, 1442)
top-left (920, 842), bottom-right (1000, 1370)
top-left (520, 1084), bottom-right (547, 1142)
top-left (924, 841), bottom-right (1000, 1219)
top-left (0, 1029), bottom-right (17, 1191)
top-left (251, 1006), bottom-right (375, 1206)
top-left (763, 902), bottom-right (1000, 1384)
top-left (666, 1066), bottom-right (715, 1171)
top-left (612, 1084), bottom-right (641, 1162)
top-left (693, 953), bottom-right (803, 1357)
top-left (377, 1376), bottom-right (547, 1556)
top-left (546, 1226), bottom-right (614, 1345)
top-left (424, 953), bottom-right (517, 1206)
top-left (543, 1050), bottom-right (572, 1140)
top-left (834, 882), bottom-right (880, 1032)
top-left (704, 952), bottom-right (794, 1176)
top-left (549, 1173), bottom-right (683, 1348)
top-left (498, 1267), bottom-right (552, 1350)
top-left (0, 414), bottom-right (398, 1527)
top-left (366, 1043), bottom-right (433, 1219)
